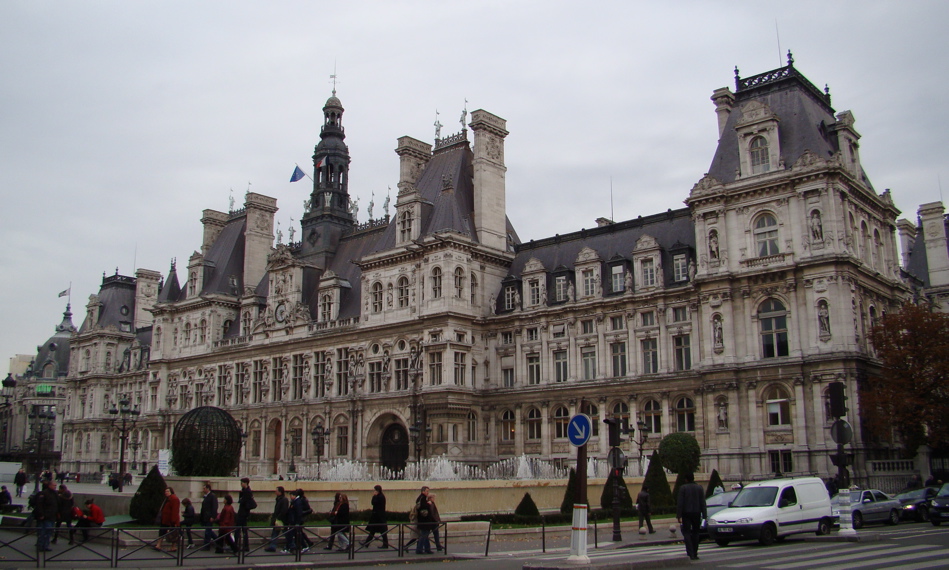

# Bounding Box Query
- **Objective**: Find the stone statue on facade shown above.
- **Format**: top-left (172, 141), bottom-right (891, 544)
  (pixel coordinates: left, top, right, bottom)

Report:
top-left (810, 211), bottom-right (824, 242)
top-left (709, 230), bottom-right (720, 260)
top-left (818, 300), bottom-right (831, 336)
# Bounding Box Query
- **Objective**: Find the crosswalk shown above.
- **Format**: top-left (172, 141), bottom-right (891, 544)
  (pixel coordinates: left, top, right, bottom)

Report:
top-left (515, 536), bottom-right (949, 569)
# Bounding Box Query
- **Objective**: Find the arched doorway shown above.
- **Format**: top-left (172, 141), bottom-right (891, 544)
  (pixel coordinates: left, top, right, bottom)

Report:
top-left (380, 424), bottom-right (409, 473)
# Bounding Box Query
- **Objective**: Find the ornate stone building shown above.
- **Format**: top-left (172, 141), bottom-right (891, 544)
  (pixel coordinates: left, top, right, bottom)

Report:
top-left (59, 57), bottom-right (917, 482)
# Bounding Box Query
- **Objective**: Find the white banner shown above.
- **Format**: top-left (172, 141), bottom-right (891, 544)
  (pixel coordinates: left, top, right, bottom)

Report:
top-left (157, 449), bottom-right (171, 476)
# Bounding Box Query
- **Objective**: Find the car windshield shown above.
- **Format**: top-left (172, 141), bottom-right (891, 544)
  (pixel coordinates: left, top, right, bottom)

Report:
top-left (831, 492), bottom-right (863, 505)
top-left (896, 489), bottom-right (926, 500)
top-left (706, 491), bottom-right (738, 508)
top-left (731, 487), bottom-right (777, 508)
top-left (938, 483), bottom-right (949, 498)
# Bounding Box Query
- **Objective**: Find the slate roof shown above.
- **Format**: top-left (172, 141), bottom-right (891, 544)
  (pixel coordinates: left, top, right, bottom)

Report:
top-left (707, 64), bottom-right (874, 190)
top-left (905, 215), bottom-right (949, 287)
top-left (157, 262), bottom-right (181, 302)
top-left (80, 274), bottom-right (137, 333)
top-left (201, 218), bottom-right (245, 296)
top-left (33, 305), bottom-right (76, 377)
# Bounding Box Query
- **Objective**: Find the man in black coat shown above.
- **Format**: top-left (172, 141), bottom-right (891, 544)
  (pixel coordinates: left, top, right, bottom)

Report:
top-left (235, 477), bottom-right (255, 552)
top-left (14, 469), bottom-right (27, 498)
top-left (265, 486), bottom-right (289, 552)
top-left (33, 481), bottom-right (59, 551)
top-left (199, 482), bottom-right (218, 551)
top-left (676, 472), bottom-right (707, 561)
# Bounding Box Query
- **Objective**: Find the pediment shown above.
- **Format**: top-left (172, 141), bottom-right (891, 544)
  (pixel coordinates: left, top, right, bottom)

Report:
top-left (634, 234), bottom-right (660, 252)
top-left (575, 247), bottom-right (601, 265)
top-left (736, 100), bottom-right (778, 128)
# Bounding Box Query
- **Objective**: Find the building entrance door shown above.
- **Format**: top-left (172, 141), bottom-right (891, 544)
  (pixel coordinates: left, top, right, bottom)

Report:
top-left (380, 424), bottom-right (409, 474)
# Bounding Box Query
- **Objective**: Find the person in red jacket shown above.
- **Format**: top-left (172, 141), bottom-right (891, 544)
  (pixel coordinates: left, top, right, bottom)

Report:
top-left (216, 495), bottom-right (238, 554)
top-left (75, 499), bottom-right (105, 542)
top-left (155, 487), bottom-right (181, 551)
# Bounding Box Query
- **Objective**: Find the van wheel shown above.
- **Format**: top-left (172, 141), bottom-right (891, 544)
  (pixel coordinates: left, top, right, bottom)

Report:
top-left (715, 539), bottom-right (730, 547)
top-left (887, 510), bottom-right (900, 525)
top-left (816, 518), bottom-right (831, 536)
top-left (852, 511), bottom-right (863, 529)
top-left (758, 523), bottom-right (776, 546)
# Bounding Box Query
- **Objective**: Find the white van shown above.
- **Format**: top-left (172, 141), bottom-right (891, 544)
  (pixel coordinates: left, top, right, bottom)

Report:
top-left (706, 477), bottom-right (833, 546)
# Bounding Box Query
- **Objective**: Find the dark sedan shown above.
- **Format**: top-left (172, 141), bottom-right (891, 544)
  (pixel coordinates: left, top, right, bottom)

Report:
top-left (930, 483), bottom-right (949, 526)
top-left (895, 487), bottom-right (939, 522)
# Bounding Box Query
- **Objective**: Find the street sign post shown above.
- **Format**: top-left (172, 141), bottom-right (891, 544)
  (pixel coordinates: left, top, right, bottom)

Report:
top-left (568, 414), bottom-right (592, 447)
top-left (568, 413), bottom-right (591, 563)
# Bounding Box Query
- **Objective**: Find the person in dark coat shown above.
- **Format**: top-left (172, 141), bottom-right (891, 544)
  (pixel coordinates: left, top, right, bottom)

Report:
top-left (52, 485), bottom-right (75, 545)
top-left (235, 477), bottom-right (255, 552)
top-left (0, 486), bottom-right (12, 507)
top-left (282, 490), bottom-right (303, 552)
top-left (199, 482), bottom-right (218, 550)
top-left (14, 469), bottom-right (27, 498)
top-left (181, 498), bottom-right (197, 548)
top-left (635, 484), bottom-right (656, 533)
top-left (296, 489), bottom-right (313, 551)
top-left (414, 486), bottom-right (435, 555)
top-left (676, 472), bottom-right (707, 561)
top-left (33, 480), bottom-right (59, 551)
top-left (363, 485), bottom-right (389, 548)
top-left (265, 486), bottom-right (289, 552)
top-left (325, 492), bottom-right (350, 550)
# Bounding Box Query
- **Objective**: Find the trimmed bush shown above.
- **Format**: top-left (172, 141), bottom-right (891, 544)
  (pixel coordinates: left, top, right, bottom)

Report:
top-left (643, 450), bottom-right (673, 509)
top-left (515, 492), bottom-right (540, 517)
top-left (129, 466), bottom-right (166, 524)
top-left (560, 468), bottom-right (578, 515)
top-left (658, 433), bottom-right (702, 475)
top-left (599, 469), bottom-right (634, 511)
top-left (706, 469), bottom-right (725, 498)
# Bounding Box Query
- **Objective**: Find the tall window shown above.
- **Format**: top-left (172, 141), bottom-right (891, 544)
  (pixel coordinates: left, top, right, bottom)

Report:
top-left (527, 408), bottom-right (542, 440)
top-left (642, 338), bottom-right (658, 374)
top-left (641, 259), bottom-right (656, 287)
top-left (399, 210), bottom-right (413, 242)
top-left (527, 354), bottom-right (541, 385)
top-left (504, 286), bottom-right (517, 310)
top-left (759, 298), bottom-right (789, 358)
top-left (611, 264), bottom-right (625, 292)
top-left (313, 352), bottom-right (327, 398)
top-left (674, 335), bottom-right (691, 371)
top-left (554, 406), bottom-right (570, 438)
top-left (368, 361), bottom-right (383, 393)
top-left (582, 269), bottom-right (596, 297)
top-left (766, 386), bottom-right (791, 426)
top-left (371, 282), bottom-right (383, 313)
top-left (612, 402), bottom-right (630, 431)
top-left (555, 276), bottom-right (568, 302)
top-left (470, 273), bottom-right (478, 304)
top-left (394, 276), bottom-right (409, 308)
top-left (336, 425), bottom-right (349, 456)
top-left (467, 412), bottom-right (477, 442)
top-left (755, 214), bottom-right (780, 257)
top-left (528, 279), bottom-right (540, 306)
top-left (502, 368), bottom-right (515, 387)
top-left (453, 352), bottom-right (466, 385)
top-left (291, 354), bottom-right (305, 400)
top-left (581, 402), bottom-right (600, 436)
top-left (611, 342), bottom-right (627, 377)
top-left (235, 363), bottom-right (247, 405)
top-left (271, 357), bottom-right (283, 402)
top-left (750, 136), bottom-right (770, 174)
top-left (644, 399), bottom-right (662, 434)
top-left (429, 352), bottom-right (443, 385)
top-left (394, 357), bottom-right (409, 391)
top-left (431, 267), bottom-right (442, 298)
top-left (673, 254), bottom-right (688, 282)
top-left (336, 348), bottom-right (349, 396)
top-left (676, 397), bottom-right (695, 432)
top-left (553, 350), bottom-right (568, 382)
top-left (252, 360), bottom-right (265, 403)
top-left (320, 294), bottom-right (333, 321)
top-left (500, 410), bottom-right (515, 441)
top-left (581, 347), bottom-right (596, 380)
top-left (454, 268), bottom-right (465, 298)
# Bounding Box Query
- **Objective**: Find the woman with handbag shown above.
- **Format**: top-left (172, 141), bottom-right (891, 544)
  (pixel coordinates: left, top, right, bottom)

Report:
top-left (363, 485), bottom-right (388, 548)
top-left (155, 487), bottom-right (180, 551)
top-left (324, 493), bottom-right (350, 551)
top-left (414, 486), bottom-right (435, 555)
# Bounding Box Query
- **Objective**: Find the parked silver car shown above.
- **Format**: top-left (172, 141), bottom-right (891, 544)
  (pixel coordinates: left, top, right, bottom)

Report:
top-left (832, 489), bottom-right (901, 528)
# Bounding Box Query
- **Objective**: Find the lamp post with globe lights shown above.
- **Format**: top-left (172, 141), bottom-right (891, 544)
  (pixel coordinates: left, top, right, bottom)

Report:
top-left (310, 423), bottom-right (332, 480)
top-left (109, 398), bottom-right (140, 492)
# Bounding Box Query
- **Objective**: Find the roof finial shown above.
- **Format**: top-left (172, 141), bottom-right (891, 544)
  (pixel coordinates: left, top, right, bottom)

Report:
top-left (434, 110), bottom-right (442, 140)
top-left (460, 99), bottom-right (468, 131)
top-left (330, 62), bottom-right (338, 97)
top-left (787, 50), bottom-right (794, 67)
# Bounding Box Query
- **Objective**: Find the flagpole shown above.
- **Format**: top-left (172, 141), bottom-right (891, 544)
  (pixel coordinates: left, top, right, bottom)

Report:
top-left (296, 163), bottom-right (314, 182)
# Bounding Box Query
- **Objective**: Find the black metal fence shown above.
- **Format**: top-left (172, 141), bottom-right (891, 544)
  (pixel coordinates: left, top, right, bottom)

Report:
top-left (0, 521), bottom-right (456, 567)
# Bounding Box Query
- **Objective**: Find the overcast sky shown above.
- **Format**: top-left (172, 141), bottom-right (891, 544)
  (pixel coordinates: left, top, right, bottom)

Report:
top-left (2, 1), bottom-right (947, 371)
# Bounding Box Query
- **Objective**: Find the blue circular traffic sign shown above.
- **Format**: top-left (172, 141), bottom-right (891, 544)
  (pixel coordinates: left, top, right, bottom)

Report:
top-left (568, 414), bottom-right (593, 447)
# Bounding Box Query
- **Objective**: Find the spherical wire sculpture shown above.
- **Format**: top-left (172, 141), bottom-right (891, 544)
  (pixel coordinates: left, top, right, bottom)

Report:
top-left (170, 406), bottom-right (242, 476)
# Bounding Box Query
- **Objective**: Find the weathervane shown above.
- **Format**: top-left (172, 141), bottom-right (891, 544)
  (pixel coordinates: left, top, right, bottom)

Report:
top-left (330, 62), bottom-right (339, 97)
top-left (434, 110), bottom-right (442, 140)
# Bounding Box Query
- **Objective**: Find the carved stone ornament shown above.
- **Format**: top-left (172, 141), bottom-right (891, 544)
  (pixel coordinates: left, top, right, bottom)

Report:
top-left (689, 174), bottom-right (723, 197)
top-left (735, 100), bottom-right (777, 127)
top-left (575, 247), bottom-right (601, 264)
top-left (523, 257), bottom-right (546, 274)
top-left (634, 234), bottom-right (659, 251)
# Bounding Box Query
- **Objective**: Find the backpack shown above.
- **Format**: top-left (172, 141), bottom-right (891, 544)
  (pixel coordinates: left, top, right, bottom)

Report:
top-left (300, 496), bottom-right (312, 517)
top-left (245, 492), bottom-right (257, 511)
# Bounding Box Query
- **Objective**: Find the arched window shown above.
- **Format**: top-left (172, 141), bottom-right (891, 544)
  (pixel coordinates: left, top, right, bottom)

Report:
top-left (612, 401), bottom-right (630, 431)
top-left (873, 229), bottom-right (884, 270)
top-left (754, 214), bottom-right (779, 257)
top-left (154, 327), bottom-right (162, 352)
top-left (750, 136), bottom-right (770, 174)
top-left (397, 277), bottom-right (410, 308)
top-left (500, 410), bottom-right (515, 442)
top-left (759, 298), bottom-right (789, 358)
top-left (470, 273), bottom-right (478, 304)
top-left (454, 268), bottom-right (465, 298)
top-left (188, 271), bottom-right (197, 296)
top-left (675, 397), bottom-right (695, 432)
top-left (320, 294), bottom-right (333, 322)
top-left (861, 221), bottom-right (871, 265)
top-left (431, 267), bottom-right (442, 298)
top-left (371, 282), bottom-right (383, 313)
top-left (199, 319), bottom-right (207, 343)
top-left (581, 402), bottom-right (600, 436)
top-left (526, 408), bottom-right (542, 440)
top-left (183, 323), bottom-right (191, 345)
top-left (467, 412), bottom-right (478, 442)
top-left (554, 406), bottom-right (570, 438)
top-left (644, 399), bottom-right (662, 434)
top-left (399, 210), bottom-right (414, 242)
top-left (766, 385), bottom-right (791, 426)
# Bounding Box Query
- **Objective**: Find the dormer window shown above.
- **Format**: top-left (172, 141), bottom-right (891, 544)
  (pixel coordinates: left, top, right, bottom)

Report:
top-left (528, 279), bottom-right (541, 306)
top-left (371, 282), bottom-right (383, 313)
top-left (431, 267), bottom-right (442, 298)
top-left (611, 264), bottom-right (625, 293)
top-left (504, 286), bottom-right (517, 311)
top-left (320, 294), bottom-right (333, 322)
top-left (754, 214), bottom-right (780, 257)
top-left (673, 254), bottom-right (688, 282)
top-left (582, 269), bottom-right (596, 297)
top-left (641, 259), bottom-right (656, 287)
top-left (399, 210), bottom-right (414, 243)
top-left (554, 275), bottom-right (568, 302)
top-left (750, 136), bottom-right (770, 174)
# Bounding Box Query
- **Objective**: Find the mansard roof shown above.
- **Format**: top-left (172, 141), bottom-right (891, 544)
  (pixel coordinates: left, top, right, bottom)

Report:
top-left (321, 225), bottom-right (389, 320)
top-left (200, 216), bottom-right (245, 296)
top-left (80, 273), bottom-right (137, 333)
top-left (707, 60), bottom-right (874, 189)
top-left (34, 305), bottom-right (75, 377)
top-left (509, 208), bottom-right (694, 285)
top-left (157, 261), bottom-right (181, 302)
top-left (905, 215), bottom-right (949, 288)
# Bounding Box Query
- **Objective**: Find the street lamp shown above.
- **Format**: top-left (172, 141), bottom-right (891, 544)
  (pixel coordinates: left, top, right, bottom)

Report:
top-left (310, 423), bottom-right (332, 481)
top-left (0, 374), bottom-right (16, 453)
top-left (129, 437), bottom-right (142, 475)
top-left (633, 420), bottom-right (650, 475)
top-left (109, 397), bottom-right (140, 492)
top-left (27, 405), bottom-right (56, 492)
top-left (408, 420), bottom-right (432, 464)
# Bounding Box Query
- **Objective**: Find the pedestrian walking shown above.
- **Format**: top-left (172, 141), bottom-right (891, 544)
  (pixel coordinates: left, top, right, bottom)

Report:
top-left (676, 472), bottom-right (707, 561)
top-left (235, 477), bottom-right (256, 552)
top-left (75, 498), bottom-right (104, 542)
top-left (296, 489), bottom-right (313, 551)
top-left (363, 485), bottom-right (389, 548)
top-left (52, 484), bottom-right (75, 545)
top-left (154, 487), bottom-right (180, 551)
top-left (414, 486), bottom-right (435, 555)
top-left (216, 494), bottom-right (238, 554)
top-left (33, 480), bottom-right (58, 551)
top-left (325, 492), bottom-right (350, 551)
top-left (636, 484), bottom-right (656, 533)
top-left (264, 486), bottom-right (289, 552)
top-left (283, 490), bottom-right (303, 552)
top-left (429, 493), bottom-right (444, 551)
top-left (181, 498), bottom-right (196, 548)
top-left (199, 482), bottom-right (218, 550)
top-left (14, 469), bottom-right (27, 498)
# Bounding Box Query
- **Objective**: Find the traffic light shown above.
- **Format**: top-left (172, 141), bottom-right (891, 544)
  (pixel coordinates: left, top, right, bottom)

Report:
top-left (828, 381), bottom-right (848, 418)
top-left (603, 418), bottom-right (621, 447)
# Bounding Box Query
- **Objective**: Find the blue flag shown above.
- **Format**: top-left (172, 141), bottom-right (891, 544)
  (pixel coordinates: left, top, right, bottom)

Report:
top-left (290, 166), bottom-right (306, 182)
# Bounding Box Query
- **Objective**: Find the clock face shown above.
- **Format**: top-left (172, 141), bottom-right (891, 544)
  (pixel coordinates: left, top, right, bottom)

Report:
top-left (275, 303), bottom-right (287, 323)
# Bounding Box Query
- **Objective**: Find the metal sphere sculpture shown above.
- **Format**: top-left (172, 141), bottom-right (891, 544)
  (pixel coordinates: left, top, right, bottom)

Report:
top-left (170, 406), bottom-right (242, 477)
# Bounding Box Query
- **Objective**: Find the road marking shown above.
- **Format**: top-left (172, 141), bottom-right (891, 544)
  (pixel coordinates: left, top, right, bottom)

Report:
top-left (723, 542), bottom-right (893, 568)
top-left (768, 545), bottom-right (941, 570)
top-left (826, 547), bottom-right (949, 570)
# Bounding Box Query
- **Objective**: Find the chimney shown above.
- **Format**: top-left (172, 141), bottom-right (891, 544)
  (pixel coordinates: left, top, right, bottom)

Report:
top-left (896, 218), bottom-right (917, 270)
top-left (395, 136), bottom-right (431, 196)
top-left (711, 87), bottom-right (735, 139)
top-left (242, 192), bottom-right (278, 293)
top-left (470, 110), bottom-right (509, 252)
top-left (918, 202), bottom-right (949, 286)
top-left (133, 269), bottom-right (161, 329)
top-left (200, 209), bottom-right (229, 255)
